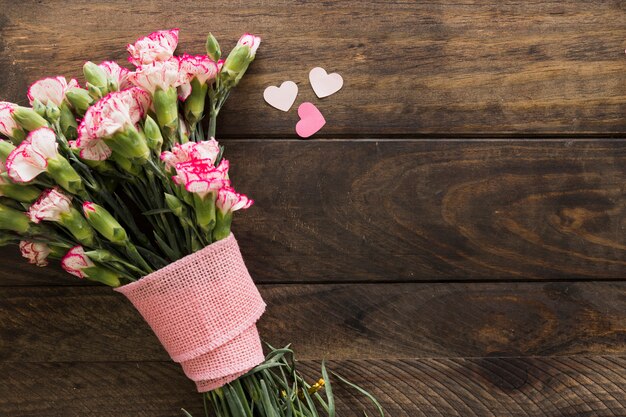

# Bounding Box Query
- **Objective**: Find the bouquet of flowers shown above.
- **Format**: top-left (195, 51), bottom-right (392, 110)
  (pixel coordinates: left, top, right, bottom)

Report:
top-left (0, 29), bottom-right (382, 416)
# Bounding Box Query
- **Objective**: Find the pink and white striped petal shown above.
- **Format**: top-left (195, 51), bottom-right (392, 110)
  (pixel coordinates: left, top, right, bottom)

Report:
top-left (6, 127), bottom-right (58, 183)
top-left (27, 76), bottom-right (79, 107)
top-left (127, 29), bottom-right (180, 67)
top-left (61, 246), bottom-right (95, 278)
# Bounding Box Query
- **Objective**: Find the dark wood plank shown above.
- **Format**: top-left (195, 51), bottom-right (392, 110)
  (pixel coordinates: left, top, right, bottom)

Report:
top-left (1, 1), bottom-right (625, 137)
top-left (2, 357), bottom-right (626, 416)
top-left (3, 140), bottom-right (625, 285)
top-left (2, 282), bottom-right (626, 362)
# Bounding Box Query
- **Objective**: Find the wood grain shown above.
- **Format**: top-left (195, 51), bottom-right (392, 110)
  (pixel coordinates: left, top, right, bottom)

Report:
top-left (2, 357), bottom-right (626, 416)
top-left (2, 282), bottom-right (626, 362)
top-left (1, 1), bottom-right (626, 136)
top-left (3, 140), bottom-right (625, 285)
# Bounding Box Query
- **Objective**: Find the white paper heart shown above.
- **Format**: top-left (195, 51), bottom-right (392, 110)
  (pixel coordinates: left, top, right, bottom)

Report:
top-left (309, 67), bottom-right (343, 98)
top-left (263, 81), bottom-right (298, 112)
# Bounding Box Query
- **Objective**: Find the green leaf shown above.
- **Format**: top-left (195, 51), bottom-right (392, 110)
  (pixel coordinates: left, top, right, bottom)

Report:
top-left (142, 208), bottom-right (174, 216)
top-left (332, 372), bottom-right (384, 417)
top-left (321, 362), bottom-right (334, 417)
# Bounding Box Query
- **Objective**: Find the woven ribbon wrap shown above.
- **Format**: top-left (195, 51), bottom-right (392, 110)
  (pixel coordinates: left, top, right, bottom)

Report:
top-left (115, 234), bottom-right (266, 392)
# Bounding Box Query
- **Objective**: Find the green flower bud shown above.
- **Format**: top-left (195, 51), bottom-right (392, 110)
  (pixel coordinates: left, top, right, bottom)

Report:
top-left (205, 33), bottom-right (221, 62)
top-left (86, 83), bottom-right (103, 100)
top-left (0, 203), bottom-right (30, 233)
top-left (164, 193), bottom-right (185, 217)
top-left (184, 78), bottom-right (209, 127)
top-left (143, 116), bottom-right (163, 151)
top-left (83, 61), bottom-right (109, 93)
top-left (32, 99), bottom-right (46, 117)
top-left (66, 88), bottom-right (94, 116)
top-left (13, 107), bottom-right (48, 131)
top-left (83, 202), bottom-right (128, 244)
top-left (59, 103), bottom-right (78, 139)
top-left (45, 103), bottom-right (61, 123)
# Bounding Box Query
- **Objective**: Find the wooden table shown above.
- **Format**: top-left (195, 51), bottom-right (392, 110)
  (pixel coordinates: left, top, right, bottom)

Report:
top-left (1, 1), bottom-right (626, 415)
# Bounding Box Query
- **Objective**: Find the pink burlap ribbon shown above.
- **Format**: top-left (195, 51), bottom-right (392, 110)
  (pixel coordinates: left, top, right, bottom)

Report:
top-left (115, 233), bottom-right (266, 392)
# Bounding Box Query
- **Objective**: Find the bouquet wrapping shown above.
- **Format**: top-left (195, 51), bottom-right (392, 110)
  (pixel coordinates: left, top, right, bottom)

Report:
top-left (115, 233), bottom-right (266, 391)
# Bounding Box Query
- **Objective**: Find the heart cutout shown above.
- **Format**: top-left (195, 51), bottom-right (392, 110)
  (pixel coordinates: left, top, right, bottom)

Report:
top-left (263, 81), bottom-right (298, 112)
top-left (295, 102), bottom-right (326, 138)
top-left (309, 67), bottom-right (343, 98)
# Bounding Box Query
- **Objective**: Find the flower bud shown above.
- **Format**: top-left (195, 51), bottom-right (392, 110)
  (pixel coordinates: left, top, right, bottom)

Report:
top-left (32, 99), bottom-right (46, 117)
top-left (66, 88), bottom-right (94, 116)
top-left (83, 201), bottom-right (128, 244)
top-left (45, 103), bottom-right (61, 123)
top-left (83, 61), bottom-right (109, 94)
top-left (143, 115), bottom-right (163, 151)
top-left (205, 33), bottom-right (221, 62)
top-left (0, 203), bottom-right (30, 233)
top-left (86, 83), bottom-right (103, 100)
top-left (164, 193), bottom-right (185, 217)
top-left (13, 107), bottom-right (48, 131)
top-left (59, 103), bottom-right (78, 139)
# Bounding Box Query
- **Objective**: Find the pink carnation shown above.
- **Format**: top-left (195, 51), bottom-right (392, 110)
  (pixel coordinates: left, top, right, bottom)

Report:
top-left (6, 127), bottom-right (59, 183)
top-left (61, 246), bottom-right (95, 278)
top-left (128, 59), bottom-right (186, 94)
top-left (75, 87), bottom-right (151, 160)
top-left (237, 33), bottom-right (261, 56)
top-left (173, 158), bottom-right (230, 198)
top-left (98, 61), bottom-right (131, 90)
top-left (27, 76), bottom-right (79, 107)
top-left (177, 54), bottom-right (219, 100)
top-left (27, 187), bottom-right (72, 223)
top-left (216, 186), bottom-right (254, 214)
top-left (19, 241), bottom-right (51, 267)
top-left (127, 29), bottom-right (179, 66)
top-left (160, 139), bottom-right (220, 170)
top-left (0, 102), bottom-right (22, 138)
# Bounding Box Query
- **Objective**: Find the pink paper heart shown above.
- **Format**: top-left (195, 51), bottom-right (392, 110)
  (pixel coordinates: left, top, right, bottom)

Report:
top-left (295, 102), bottom-right (326, 138)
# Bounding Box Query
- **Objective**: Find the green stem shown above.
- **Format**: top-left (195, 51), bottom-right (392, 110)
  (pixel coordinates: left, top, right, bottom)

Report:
top-left (208, 107), bottom-right (218, 139)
